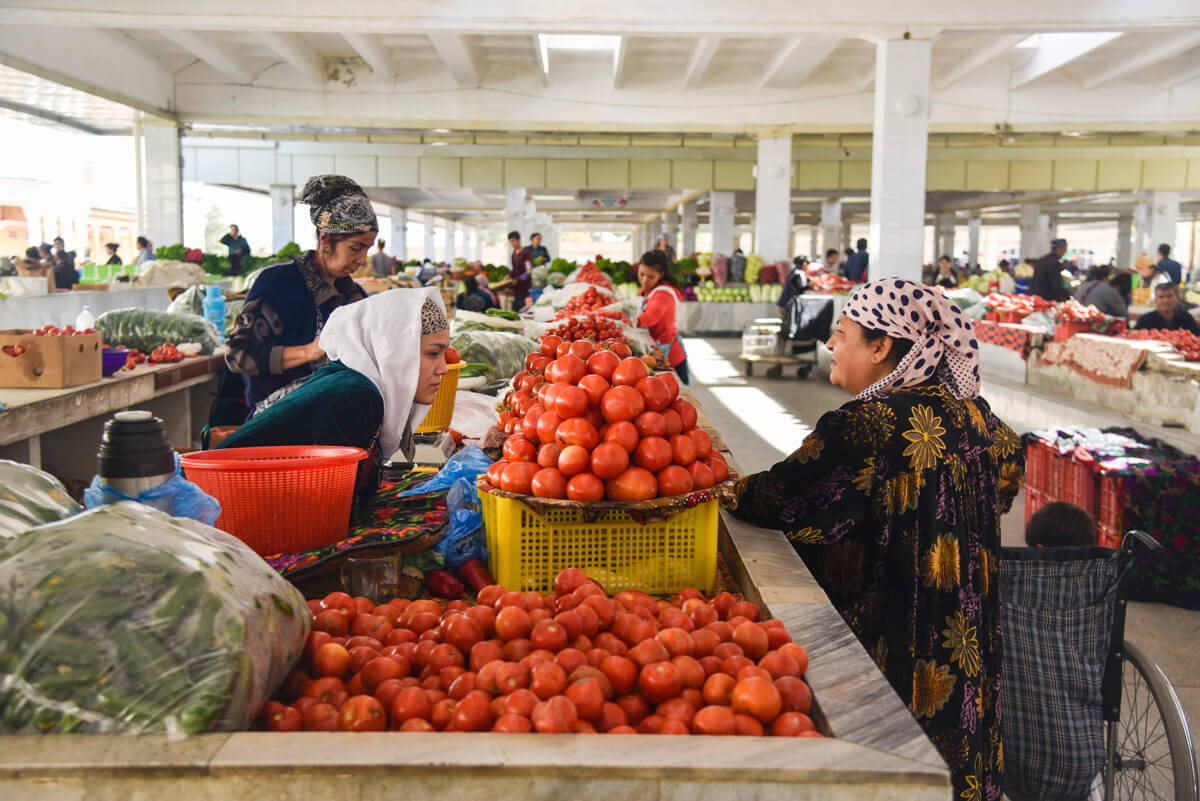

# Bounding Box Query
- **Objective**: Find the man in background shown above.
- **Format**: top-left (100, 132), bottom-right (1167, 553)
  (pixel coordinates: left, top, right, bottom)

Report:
top-left (1157, 243), bottom-right (1183, 287)
top-left (843, 238), bottom-right (869, 283)
top-left (52, 236), bottom-right (75, 273)
top-left (1134, 283), bottom-right (1200, 334)
top-left (370, 239), bottom-right (394, 277)
top-left (1030, 238), bottom-right (1071, 302)
top-left (220, 224), bottom-right (250, 276)
top-left (821, 248), bottom-right (840, 274)
top-left (656, 233), bottom-right (677, 265)
top-left (135, 236), bottom-right (156, 266)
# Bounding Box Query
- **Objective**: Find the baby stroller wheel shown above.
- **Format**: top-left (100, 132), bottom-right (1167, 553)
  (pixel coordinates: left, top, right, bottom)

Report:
top-left (766, 364), bottom-right (783, 379)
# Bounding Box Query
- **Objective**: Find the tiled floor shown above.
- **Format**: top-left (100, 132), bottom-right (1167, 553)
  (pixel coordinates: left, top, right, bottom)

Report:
top-left (683, 336), bottom-right (1199, 761)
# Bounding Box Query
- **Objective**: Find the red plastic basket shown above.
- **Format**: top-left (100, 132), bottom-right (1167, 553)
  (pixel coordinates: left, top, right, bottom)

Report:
top-left (1024, 440), bottom-right (1064, 498)
top-left (1054, 320), bottom-right (1096, 342)
top-left (181, 446), bottom-right (367, 556)
top-left (1063, 455), bottom-right (1098, 516)
top-left (1096, 473), bottom-right (1125, 549)
top-left (1024, 486), bottom-right (1048, 525)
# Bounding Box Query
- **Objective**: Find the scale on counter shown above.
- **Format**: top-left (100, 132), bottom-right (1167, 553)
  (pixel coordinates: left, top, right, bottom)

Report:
top-left (386, 430), bottom-right (457, 470)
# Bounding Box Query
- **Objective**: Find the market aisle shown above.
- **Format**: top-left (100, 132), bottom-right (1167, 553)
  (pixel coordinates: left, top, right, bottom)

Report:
top-left (685, 335), bottom-right (1200, 749)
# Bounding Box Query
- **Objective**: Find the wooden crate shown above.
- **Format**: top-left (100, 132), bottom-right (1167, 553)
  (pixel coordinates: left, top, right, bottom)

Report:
top-left (0, 330), bottom-right (102, 389)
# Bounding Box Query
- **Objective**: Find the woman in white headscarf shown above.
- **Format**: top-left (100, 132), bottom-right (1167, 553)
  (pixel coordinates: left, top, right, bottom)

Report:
top-left (217, 287), bottom-right (450, 505)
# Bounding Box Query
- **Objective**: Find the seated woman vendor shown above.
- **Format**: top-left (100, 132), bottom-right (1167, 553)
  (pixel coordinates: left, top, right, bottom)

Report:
top-left (725, 278), bottom-right (1023, 800)
top-left (226, 174), bottom-right (376, 417)
top-left (217, 288), bottom-right (450, 506)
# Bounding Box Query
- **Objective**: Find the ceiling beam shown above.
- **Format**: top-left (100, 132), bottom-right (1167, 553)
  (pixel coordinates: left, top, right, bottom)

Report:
top-left (1167, 57), bottom-right (1200, 88)
top-left (613, 35), bottom-right (630, 89)
top-left (161, 29), bottom-right (255, 82)
top-left (762, 37), bottom-right (841, 88)
top-left (681, 36), bottom-right (721, 89)
top-left (342, 33), bottom-right (395, 84)
top-left (934, 34), bottom-right (1025, 91)
top-left (1009, 32), bottom-right (1122, 88)
top-left (1084, 30), bottom-right (1200, 88)
top-left (255, 31), bottom-right (324, 84)
top-left (427, 33), bottom-right (479, 88)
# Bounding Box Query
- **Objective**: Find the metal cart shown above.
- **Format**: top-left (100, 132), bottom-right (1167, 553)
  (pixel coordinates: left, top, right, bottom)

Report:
top-left (739, 295), bottom-right (834, 379)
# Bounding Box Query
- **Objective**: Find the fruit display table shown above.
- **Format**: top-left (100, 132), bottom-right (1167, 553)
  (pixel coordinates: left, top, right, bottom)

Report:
top-left (676, 293), bottom-right (849, 336)
top-left (0, 355), bottom-right (223, 479)
top-left (0, 287), bottom-right (172, 330)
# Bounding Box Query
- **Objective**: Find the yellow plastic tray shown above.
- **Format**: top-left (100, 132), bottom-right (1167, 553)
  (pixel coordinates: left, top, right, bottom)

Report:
top-left (478, 487), bottom-right (719, 596)
top-left (416, 362), bottom-right (464, 433)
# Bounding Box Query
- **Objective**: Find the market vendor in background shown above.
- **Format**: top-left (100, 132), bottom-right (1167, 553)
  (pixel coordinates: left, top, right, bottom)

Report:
top-left (933, 255), bottom-right (958, 289)
top-left (226, 174), bottom-right (372, 416)
top-left (218, 288), bottom-right (449, 507)
top-left (1156, 243), bottom-right (1183, 287)
top-left (1134, 283), bottom-right (1200, 334)
top-left (655, 233), bottom-right (677, 265)
top-left (777, 255), bottom-right (810, 316)
top-left (457, 272), bottom-right (499, 312)
top-left (492, 231), bottom-right (533, 311)
top-left (725, 278), bottom-right (1022, 800)
top-left (135, 236), bottom-right (156, 266)
top-left (1029, 238), bottom-right (1071, 302)
top-left (1134, 252), bottom-right (1172, 292)
top-left (220, 224), bottom-right (251, 277)
top-left (843, 238), bottom-right (869, 283)
top-left (527, 232), bottom-right (550, 265)
top-left (1075, 264), bottom-right (1128, 319)
top-left (104, 242), bottom-right (122, 266)
top-left (638, 250), bottom-right (689, 385)
top-left (821, 248), bottom-right (840, 274)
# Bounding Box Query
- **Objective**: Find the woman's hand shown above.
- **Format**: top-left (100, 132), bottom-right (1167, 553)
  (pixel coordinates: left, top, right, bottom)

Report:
top-left (280, 339), bottom-right (325, 370)
top-left (305, 339), bottom-right (326, 363)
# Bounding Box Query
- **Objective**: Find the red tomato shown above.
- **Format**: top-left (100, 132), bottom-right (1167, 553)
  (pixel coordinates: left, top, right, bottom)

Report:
top-left (302, 702), bottom-right (339, 731)
top-left (531, 468), bottom-right (568, 499)
top-left (667, 434), bottom-right (697, 467)
top-left (612, 357), bottom-right (650, 387)
top-left (688, 460), bottom-right (715, 490)
top-left (633, 411), bottom-right (667, 438)
top-left (586, 350), bottom-right (621, 380)
top-left (532, 695), bottom-right (579, 733)
top-left (606, 467), bottom-right (658, 502)
top-left (557, 444), bottom-right (591, 477)
top-left (604, 420), bottom-right (640, 454)
top-left (577, 374), bottom-right (610, 409)
top-left (554, 386), bottom-right (590, 419)
top-left (502, 435), bottom-right (538, 463)
top-left (687, 429), bottom-right (713, 459)
top-left (444, 346), bottom-right (461, 364)
top-left (555, 417), bottom-right (599, 451)
top-left (633, 436), bottom-right (672, 472)
top-left (486, 460), bottom-right (509, 486)
top-left (537, 443), bottom-right (562, 469)
top-left (536, 411), bottom-right (563, 445)
top-left (662, 409), bottom-right (684, 437)
top-left (566, 472), bottom-right (605, 501)
top-left (639, 661), bottom-right (683, 703)
top-left (658, 371), bottom-right (681, 403)
top-left (609, 342), bottom-right (633, 359)
top-left (706, 454), bottom-right (730, 483)
top-left (635, 376), bottom-right (671, 412)
top-left (568, 340), bottom-right (595, 361)
top-left (556, 341), bottom-right (572, 358)
top-left (540, 335), bottom-right (562, 358)
top-left (521, 407), bottom-right (542, 441)
top-left (657, 465), bottom-right (695, 497)
top-left (499, 462), bottom-right (540, 494)
top-left (601, 385), bottom-right (645, 423)
top-left (671, 400), bottom-right (698, 431)
top-left (338, 695), bottom-right (387, 731)
top-left (589, 442), bottom-right (630, 480)
top-left (547, 355), bottom-right (587, 385)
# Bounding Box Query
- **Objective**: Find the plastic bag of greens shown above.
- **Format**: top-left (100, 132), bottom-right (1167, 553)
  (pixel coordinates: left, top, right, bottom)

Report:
top-left (448, 330), bottom-right (539, 381)
top-left (166, 285), bottom-right (205, 317)
top-left (0, 461), bottom-right (81, 539)
top-left (95, 308), bottom-right (221, 355)
top-left (0, 502), bottom-right (309, 736)
top-left (450, 309), bottom-right (524, 335)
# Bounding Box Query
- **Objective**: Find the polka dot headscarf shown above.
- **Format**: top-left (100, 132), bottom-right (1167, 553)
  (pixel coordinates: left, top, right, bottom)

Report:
top-left (421, 296), bottom-right (448, 335)
top-left (843, 278), bottom-right (981, 401)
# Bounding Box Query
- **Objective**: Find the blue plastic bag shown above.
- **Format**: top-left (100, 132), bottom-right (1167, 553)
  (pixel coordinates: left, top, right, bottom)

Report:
top-left (84, 454), bottom-right (221, 526)
top-left (433, 477), bottom-right (488, 570)
top-left (396, 444), bottom-right (493, 498)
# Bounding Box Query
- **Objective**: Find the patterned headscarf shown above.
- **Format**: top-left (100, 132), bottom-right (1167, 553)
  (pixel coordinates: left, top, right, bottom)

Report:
top-left (299, 175), bottom-right (378, 235)
top-left (421, 296), bottom-right (448, 335)
top-left (843, 278), bottom-right (981, 401)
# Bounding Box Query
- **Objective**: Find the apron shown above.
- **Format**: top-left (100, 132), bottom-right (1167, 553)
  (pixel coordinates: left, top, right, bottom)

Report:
top-left (643, 285), bottom-right (684, 363)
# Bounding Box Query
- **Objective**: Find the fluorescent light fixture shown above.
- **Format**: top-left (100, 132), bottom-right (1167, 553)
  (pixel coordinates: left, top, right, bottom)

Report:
top-left (430, 141), bottom-right (449, 147)
top-left (431, 128), bottom-right (451, 133)
top-left (1016, 31), bottom-right (1122, 49)
top-left (1015, 34), bottom-right (1042, 49)
top-left (537, 34), bottom-right (622, 74)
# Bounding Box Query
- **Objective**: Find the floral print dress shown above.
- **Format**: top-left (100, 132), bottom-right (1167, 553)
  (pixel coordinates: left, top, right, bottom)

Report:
top-left (727, 383), bottom-right (1024, 800)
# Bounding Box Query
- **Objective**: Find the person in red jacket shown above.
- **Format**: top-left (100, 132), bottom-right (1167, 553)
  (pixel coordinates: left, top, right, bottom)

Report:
top-left (637, 250), bottom-right (689, 384)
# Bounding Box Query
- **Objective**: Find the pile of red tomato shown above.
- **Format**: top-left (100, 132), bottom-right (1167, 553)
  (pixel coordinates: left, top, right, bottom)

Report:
top-left (557, 286), bottom-right (620, 318)
top-left (545, 313), bottom-right (632, 345)
top-left (573, 263), bottom-right (614, 291)
top-left (983, 293), bottom-right (1054, 315)
top-left (1055, 299), bottom-right (1107, 323)
top-left (262, 568), bottom-right (820, 737)
top-left (30, 325), bottom-right (96, 337)
top-left (490, 335), bottom-right (729, 501)
top-left (1125, 328), bottom-right (1200, 361)
top-left (148, 343), bottom-right (184, 364)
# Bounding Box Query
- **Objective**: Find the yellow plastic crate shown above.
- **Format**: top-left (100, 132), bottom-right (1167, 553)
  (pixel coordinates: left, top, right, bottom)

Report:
top-left (478, 487), bottom-right (718, 596)
top-left (416, 362), bottom-right (464, 434)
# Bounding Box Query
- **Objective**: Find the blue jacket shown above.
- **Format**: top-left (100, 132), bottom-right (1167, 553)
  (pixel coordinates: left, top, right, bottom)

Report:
top-left (844, 249), bottom-right (869, 283)
top-left (1158, 257), bottom-right (1182, 286)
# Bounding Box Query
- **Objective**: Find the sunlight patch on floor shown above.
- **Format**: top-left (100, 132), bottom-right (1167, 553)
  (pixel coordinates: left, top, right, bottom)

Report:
top-left (707, 386), bottom-right (814, 459)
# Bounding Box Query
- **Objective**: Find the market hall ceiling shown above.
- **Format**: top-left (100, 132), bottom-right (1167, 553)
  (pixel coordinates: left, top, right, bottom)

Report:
top-left (0, 0), bottom-right (1199, 134)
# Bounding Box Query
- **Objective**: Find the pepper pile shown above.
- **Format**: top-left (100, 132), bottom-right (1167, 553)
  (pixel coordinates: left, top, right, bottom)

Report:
top-left (1124, 329), bottom-right (1200, 361)
top-left (262, 567), bottom-right (819, 736)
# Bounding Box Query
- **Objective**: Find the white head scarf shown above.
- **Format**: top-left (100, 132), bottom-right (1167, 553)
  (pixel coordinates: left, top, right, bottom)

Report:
top-left (319, 287), bottom-right (447, 459)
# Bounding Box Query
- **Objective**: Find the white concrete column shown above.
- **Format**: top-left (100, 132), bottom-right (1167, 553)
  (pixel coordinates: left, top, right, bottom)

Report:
top-left (663, 209), bottom-right (680, 252)
top-left (475, 227), bottom-right (485, 262)
top-left (445, 220), bottom-right (457, 262)
top-left (269, 184), bottom-right (295, 253)
top-left (1047, 214), bottom-right (1058, 243)
top-left (753, 136), bottom-right (793, 264)
top-left (1019, 204), bottom-right (1050, 260)
top-left (1133, 198), bottom-right (1151, 257)
top-left (935, 213), bottom-right (956, 261)
top-left (142, 122), bottom-right (183, 247)
top-left (809, 226), bottom-right (819, 260)
top-left (19, 202), bottom-right (43, 247)
top-left (423, 217), bottom-right (437, 262)
top-left (819, 201), bottom-right (842, 257)
top-left (389, 206), bottom-right (408, 262)
top-left (867, 37), bottom-right (932, 281)
top-left (967, 214), bottom-right (981, 269)
top-left (680, 200), bottom-right (698, 259)
top-left (1116, 213), bottom-right (1133, 269)
top-left (709, 191), bottom-right (736, 257)
top-left (1148, 191), bottom-right (1181, 256)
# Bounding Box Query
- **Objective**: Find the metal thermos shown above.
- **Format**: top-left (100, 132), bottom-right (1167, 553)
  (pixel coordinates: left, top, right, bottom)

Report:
top-left (97, 411), bottom-right (175, 496)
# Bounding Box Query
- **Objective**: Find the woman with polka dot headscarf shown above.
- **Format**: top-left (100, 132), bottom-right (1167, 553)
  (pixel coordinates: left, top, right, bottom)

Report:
top-left (724, 278), bottom-right (1024, 799)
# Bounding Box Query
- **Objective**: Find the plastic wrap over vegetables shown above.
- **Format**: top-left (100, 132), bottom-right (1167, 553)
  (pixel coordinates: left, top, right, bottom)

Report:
top-left (0, 502), bottom-right (309, 735)
top-left (95, 308), bottom-right (221, 355)
top-left (0, 461), bottom-right (81, 539)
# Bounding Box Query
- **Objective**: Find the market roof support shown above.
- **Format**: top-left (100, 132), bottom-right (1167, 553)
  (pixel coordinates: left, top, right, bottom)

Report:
top-left (390, 206), bottom-right (408, 262)
top-left (143, 122), bottom-right (183, 249)
top-left (1019, 204), bottom-right (1049, 260)
top-left (423, 216), bottom-right (437, 262)
top-left (1147, 192), bottom-right (1181, 258)
top-left (867, 37), bottom-right (931, 282)
top-left (754, 136), bottom-right (793, 264)
top-left (709, 191), bottom-right (736, 259)
top-left (935, 213), bottom-right (956, 261)
top-left (474, 225), bottom-right (484, 263)
top-left (270, 184), bottom-right (295, 254)
top-left (681, 199), bottom-right (698, 260)
top-left (445, 219), bottom-right (457, 263)
top-left (820, 200), bottom-right (843, 259)
top-left (967, 214), bottom-right (981, 269)
top-left (1116, 212), bottom-right (1133, 270)
top-left (663, 208), bottom-right (680, 252)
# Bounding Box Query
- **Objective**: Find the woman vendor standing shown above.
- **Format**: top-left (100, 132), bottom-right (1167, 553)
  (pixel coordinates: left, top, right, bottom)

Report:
top-left (637, 250), bottom-right (689, 384)
top-left (218, 287), bottom-right (450, 506)
top-left (725, 278), bottom-right (1023, 799)
top-left (226, 175), bottom-right (374, 415)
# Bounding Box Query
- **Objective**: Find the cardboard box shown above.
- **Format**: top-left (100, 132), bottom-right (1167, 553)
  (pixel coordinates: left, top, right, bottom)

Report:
top-left (0, 330), bottom-right (103, 389)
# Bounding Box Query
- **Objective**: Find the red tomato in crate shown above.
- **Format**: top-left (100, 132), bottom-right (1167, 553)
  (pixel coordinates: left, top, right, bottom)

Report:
top-left (577, 374), bottom-right (610, 409)
top-left (444, 346), bottom-right (460, 364)
top-left (633, 437), bottom-right (672, 473)
top-left (555, 417), bottom-right (599, 451)
top-left (502, 435), bottom-right (537, 463)
top-left (586, 350), bottom-right (620, 380)
top-left (554, 386), bottom-right (590, 419)
top-left (590, 442), bottom-right (630, 480)
top-left (604, 420), bottom-right (640, 454)
top-left (606, 467), bottom-right (657, 502)
top-left (601, 386), bottom-right (645, 423)
top-left (499, 462), bottom-right (540, 494)
top-left (635, 376), bottom-right (671, 412)
top-left (540, 335), bottom-right (562, 358)
top-left (656, 465), bottom-right (695, 497)
top-left (612, 357), bottom-right (650, 387)
top-left (566, 472), bottom-right (605, 501)
top-left (531, 468), bottom-right (568, 499)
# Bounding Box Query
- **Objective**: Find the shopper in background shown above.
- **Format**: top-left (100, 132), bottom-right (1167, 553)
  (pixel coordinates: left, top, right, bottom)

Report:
top-left (1073, 264), bottom-right (1127, 319)
top-left (1134, 252), bottom-right (1172, 292)
top-left (843, 238), bottom-right (869, 283)
top-left (778, 255), bottom-right (810, 315)
top-left (822, 248), bottom-right (840, 274)
top-left (52, 236), bottom-right (74, 273)
top-left (457, 272), bottom-right (499, 312)
top-left (933, 255), bottom-right (958, 289)
top-left (637, 250), bottom-right (689, 385)
top-left (1156, 243), bottom-right (1183, 287)
top-left (499, 230), bottom-right (533, 311)
top-left (226, 174), bottom-right (372, 415)
top-left (1134, 284), bottom-right (1200, 334)
top-left (51, 250), bottom-right (78, 290)
top-left (1025, 501), bottom-right (1097, 548)
top-left (1029, 238), bottom-right (1071, 302)
top-left (135, 236), bottom-right (156, 266)
top-left (726, 277), bottom-right (1020, 800)
top-left (369, 239), bottom-right (393, 277)
top-left (656, 233), bottom-right (677, 265)
top-left (104, 242), bottom-right (122, 266)
top-left (528, 232), bottom-right (550, 266)
top-left (16, 245), bottom-right (51, 279)
top-left (220, 224), bottom-right (251, 276)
